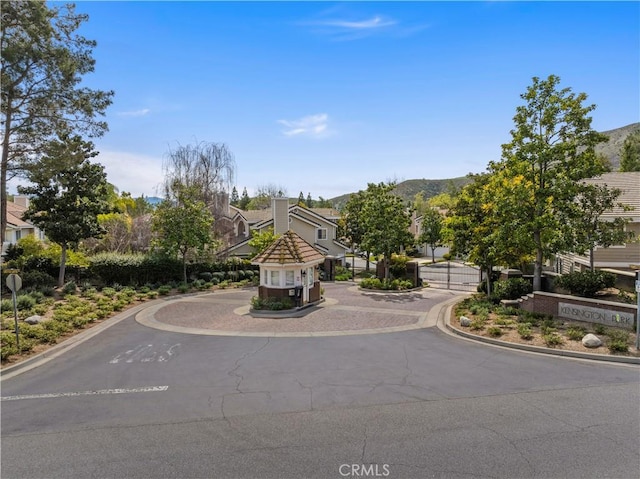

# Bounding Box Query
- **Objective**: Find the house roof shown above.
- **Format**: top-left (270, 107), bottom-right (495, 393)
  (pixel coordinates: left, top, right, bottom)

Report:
top-left (5, 201), bottom-right (32, 228)
top-left (583, 172), bottom-right (640, 220)
top-left (252, 230), bottom-right (325, 266)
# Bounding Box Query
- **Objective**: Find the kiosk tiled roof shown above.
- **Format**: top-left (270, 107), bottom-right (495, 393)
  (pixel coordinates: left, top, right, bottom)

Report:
top-left (252, 230), bottom-right (325, 265)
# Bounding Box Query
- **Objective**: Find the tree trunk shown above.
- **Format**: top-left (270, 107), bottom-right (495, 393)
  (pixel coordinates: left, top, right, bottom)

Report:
top-left (533, 231), bottom-right (543, 291)
top-left (589, 246), bottom-right (595, 271)
top-left (58, 243), bottom-right (68, 287)
top-left (365, 250), bottom-right (370, 272)
top-left (384, 254), bottom-right (391, 280)
top-left (182, 253), bottom-right (188, 284)
top-left (1, 101), bottom-right (11, 247)
top-left (486, 267), bottom-right (492, 296)
top-left (430, 246), bottom-right (436, 264)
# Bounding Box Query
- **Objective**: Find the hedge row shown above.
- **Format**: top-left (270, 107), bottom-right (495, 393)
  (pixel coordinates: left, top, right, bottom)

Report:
top-left (88, 253), bottom-right (259, 286)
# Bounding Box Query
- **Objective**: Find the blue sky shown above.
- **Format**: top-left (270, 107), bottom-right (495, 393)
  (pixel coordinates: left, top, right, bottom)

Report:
top-left (59, 1), bottom-right (639, 199)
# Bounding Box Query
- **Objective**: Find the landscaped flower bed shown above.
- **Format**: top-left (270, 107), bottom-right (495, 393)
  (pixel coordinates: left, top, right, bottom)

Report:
top-left (453, 295), bottom-right (638, 357)
top-left (359, 277), bottom-right (416, 291)
top-left (0, 279), bottom-right (255, 364)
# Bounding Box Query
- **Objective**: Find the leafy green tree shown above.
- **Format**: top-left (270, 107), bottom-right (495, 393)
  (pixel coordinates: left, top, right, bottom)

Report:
top-left (306, 193), bottom-right (314, 208)
top-left (248, 227), bottom-right (280, 259)
top-left (565, 182), bottom-right (633, 270)
top-left (339, 190), bottom-right (370, 270)
top-left (1, 0), bottom-right (113, 245)
top-left (619, 129), bottom-right (640, 172)
top-left (492, 75), bottom-right (608, 290)
top-left (152, 185), bottom-right (216, 284)
top-left (360, 182), bottom-right (413, 279)
top-left (297, 191), bottom-right (306, 206)
top-left (18, 137), bottom-right (112, 286)
top-left (446, 174), bottom-right (501, 294)
top-left (418, 207), bottom-right (444, 263)
top-left (238, 187), bottom-right (250, 210)
top-left (316, 197), bottom-right (333, 208)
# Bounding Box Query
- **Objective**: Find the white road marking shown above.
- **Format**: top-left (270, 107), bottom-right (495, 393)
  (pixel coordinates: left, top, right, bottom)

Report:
top-left (109, 343), bottom-right (181, 364)
top-left (1, 385), bottom-right (169, 401)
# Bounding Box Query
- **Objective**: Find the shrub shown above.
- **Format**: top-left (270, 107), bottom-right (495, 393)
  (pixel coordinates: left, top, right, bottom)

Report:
top-left (492, 278), bottom-right (533, 301)
top-left (16, 294), bottom-right (37, 311)
top-left (389, 254), bottom-right (410, 279)
top-left (62, 281), bottom-right (77, 295)
top-left (177, 283), bottom-right (190, 294)
top-left (608, 339), bottom-right (629, 354)
top-left (593, 324), bottom-right (606, 335)
top-left (517, 323), bottom-right (534, 340)
top-left (158, 285), bottom-right (172, 296)
top-left (21, 270), bottom-right (57, 289)
top-left (470, 318), bottom-right (486, 331)
top-left (555, 270), bottom-right (616, 298)
top-left (487, 326), bottom-right (503, 337)
top-left (1, 299), bottom-right (13, 313)
top-left (543, 332), bottom-right (564, 347)
top-left (101, 287), bottom-right (117, 298)
top-left (251, 296), bottom-right (294, 311)
top-left (198, 272), bottom-right (213, 282)
top-left (566, 327), bottom-right (586, 341)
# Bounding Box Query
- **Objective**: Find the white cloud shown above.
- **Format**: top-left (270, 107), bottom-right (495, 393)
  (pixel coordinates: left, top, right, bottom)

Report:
top-left (117, 108), bottom-right (151, 117)
top-left (320, 15), bottom-right (396, 30)
top-left (277, 113), bottom-right (332, 138)
top-left (95, 150), bottom-right (164, 197)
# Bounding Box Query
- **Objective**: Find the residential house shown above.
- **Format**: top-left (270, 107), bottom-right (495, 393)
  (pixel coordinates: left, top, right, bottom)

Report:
top-left (2, 196), bottom-right (45, 256)
top-left (556, 172), bottom-right (640, 273)
top-left (223, 198), bottom-right (349, 261)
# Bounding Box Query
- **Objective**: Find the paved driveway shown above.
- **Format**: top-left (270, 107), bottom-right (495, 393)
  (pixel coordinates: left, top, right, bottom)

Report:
top-left (1, 283), bottom-right (638, 479)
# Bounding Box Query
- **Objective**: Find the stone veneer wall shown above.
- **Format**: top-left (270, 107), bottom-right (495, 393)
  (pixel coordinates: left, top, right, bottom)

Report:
top-left (521, 291), bottom-right (637, 331)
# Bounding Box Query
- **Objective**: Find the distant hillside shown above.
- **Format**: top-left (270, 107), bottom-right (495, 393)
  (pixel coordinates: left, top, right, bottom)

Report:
top-left (330, 177), bottom-right (471, 210)
top-left (329, 123), bottom-right (639, 210)
top-left (595, 122), bottom-right (639, 170)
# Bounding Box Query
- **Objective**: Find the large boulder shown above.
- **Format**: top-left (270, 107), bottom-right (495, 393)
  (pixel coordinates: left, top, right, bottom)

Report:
top-left (582, 333), bottom-right (602, 348)
top-left (24, 315), bottom-right (46, 325)
top-left (460, 316), bottom-right (471, 327)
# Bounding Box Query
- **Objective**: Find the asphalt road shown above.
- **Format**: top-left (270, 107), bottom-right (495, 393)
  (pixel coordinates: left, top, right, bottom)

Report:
top-left (2, 305), bottom-right (639, 479)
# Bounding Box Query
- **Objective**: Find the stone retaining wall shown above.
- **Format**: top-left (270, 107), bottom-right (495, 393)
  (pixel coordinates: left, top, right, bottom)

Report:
top-left (521, 291), bottom-right (637, 331)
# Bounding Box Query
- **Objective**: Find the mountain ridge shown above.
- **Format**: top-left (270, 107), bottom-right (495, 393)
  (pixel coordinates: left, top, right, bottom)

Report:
top-left (329, 122), bottom-right (639, 209)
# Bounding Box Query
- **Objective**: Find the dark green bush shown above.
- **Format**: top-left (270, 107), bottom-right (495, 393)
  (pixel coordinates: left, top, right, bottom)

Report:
top-left (16, 294), bottom-right (37, 311)
top-left (555, 270), bottom-right (616, 298)
top-left (492, 278), bottom-right (533, 300)
top-left (251, 296), bottom-right (294, 311)
top-left (22, 270), bottom-right (57, 289)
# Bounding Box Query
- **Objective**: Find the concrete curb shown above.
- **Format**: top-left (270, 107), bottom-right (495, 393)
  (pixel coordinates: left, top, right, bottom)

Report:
top-left (439, 301), bottom-right (640, 365)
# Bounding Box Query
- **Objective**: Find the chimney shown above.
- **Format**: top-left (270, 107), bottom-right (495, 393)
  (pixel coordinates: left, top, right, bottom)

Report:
top-left (272, 197), bottom-right (289, 235)
top-left (13, 195), bottom-right (30, 209)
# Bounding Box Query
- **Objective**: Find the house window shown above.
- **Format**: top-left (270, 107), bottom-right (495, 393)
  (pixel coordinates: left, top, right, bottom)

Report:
top-left (270, 270), bottom-right (280, 287)
top-left (15, 230), bottom-right (21, 241)
top-left (285, 270), bottom-right (294, 286)
top-left (317, 228), bottom-right (327, 241)
top-left (307, 267), bottom-right (314, 287)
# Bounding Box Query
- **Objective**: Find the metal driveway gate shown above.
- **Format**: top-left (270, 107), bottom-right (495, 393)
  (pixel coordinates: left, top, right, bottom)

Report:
top-left (420, 261), bottom-right (481, 291)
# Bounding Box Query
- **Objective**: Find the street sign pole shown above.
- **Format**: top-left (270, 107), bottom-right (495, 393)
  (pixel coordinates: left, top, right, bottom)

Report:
top-left (11, 288), bottom-right (20, 351)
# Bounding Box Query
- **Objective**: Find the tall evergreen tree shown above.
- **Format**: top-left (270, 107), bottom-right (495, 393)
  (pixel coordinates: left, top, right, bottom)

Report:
top-left (1, 1), bottom-right (113, 244)
top-left (619, 129), bottom-right (640, 172)
top-left (230, 186), bottom-right (240, 206)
